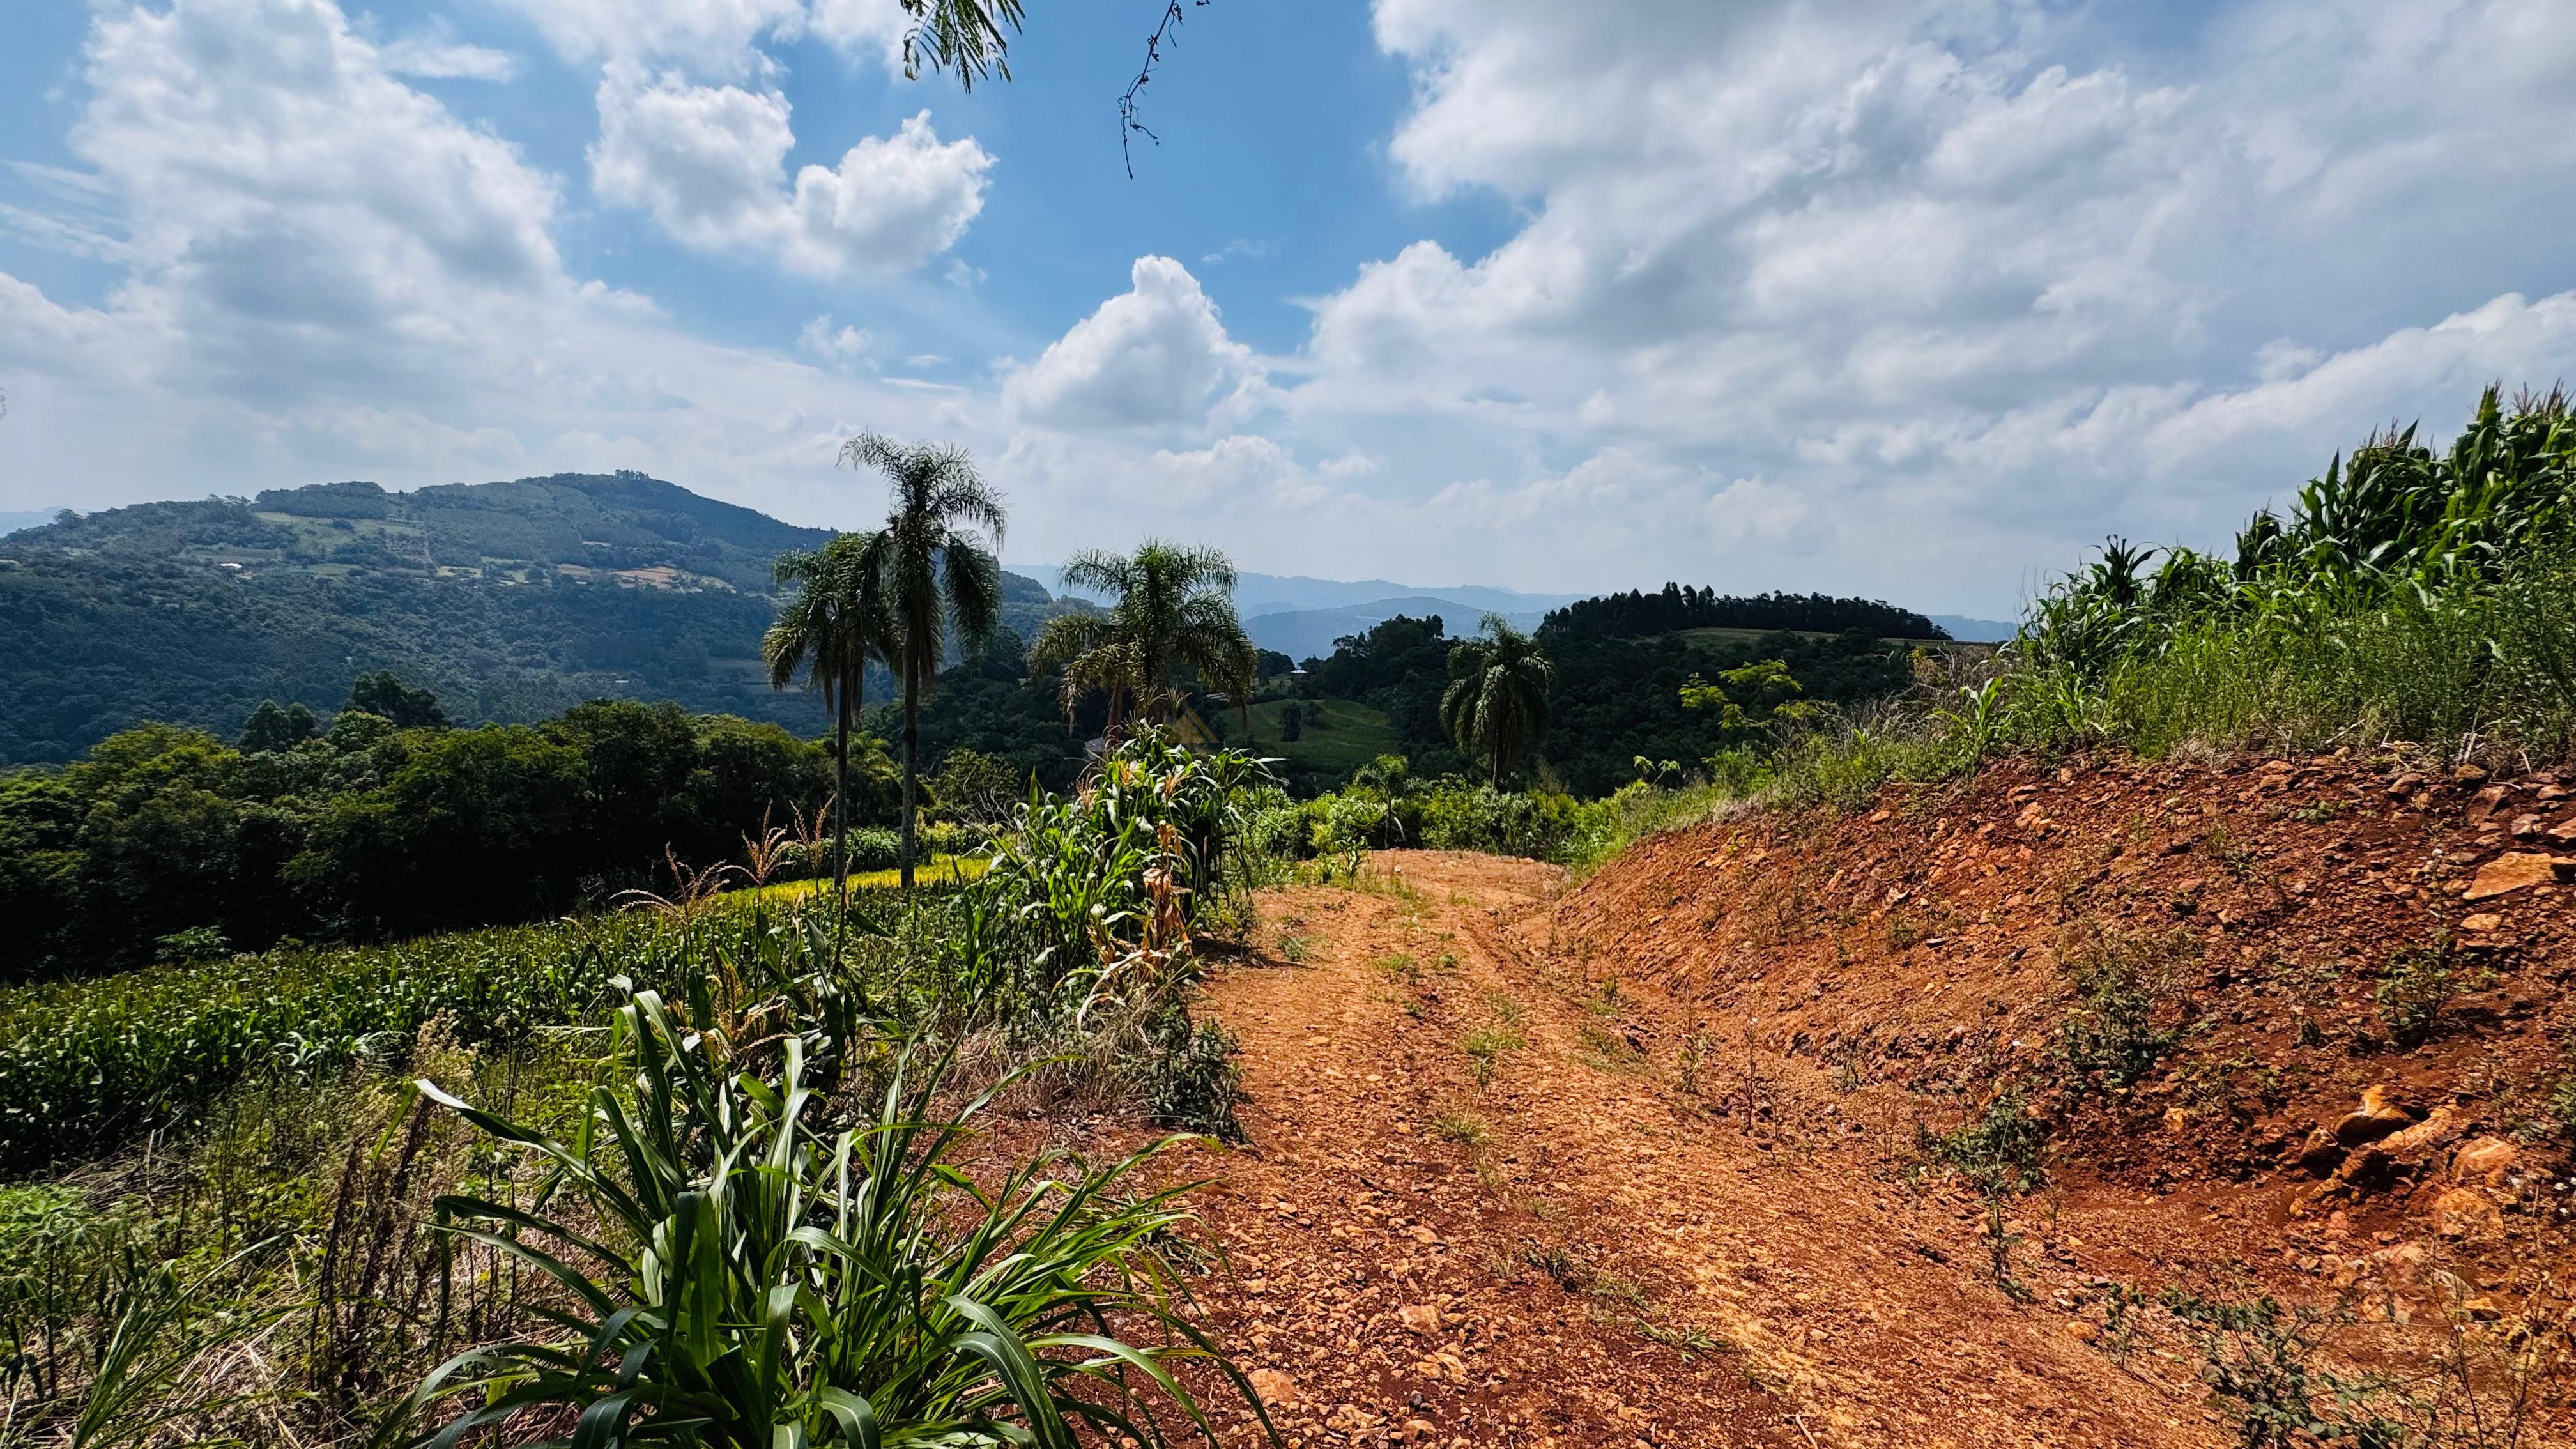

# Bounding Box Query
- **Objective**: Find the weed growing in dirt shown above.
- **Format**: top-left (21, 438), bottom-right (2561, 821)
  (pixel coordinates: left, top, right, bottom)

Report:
top-left (2160, 1290), bottom-right (2403, 1448)
top-left (1482, 990), bottom-right (1524, 1026)
top-left (1430, 1112), bottom-right (1488, 1147)
top-left (1575, 1023), bottom-right (1645, 1073)
top-left (1276, 933), bottom-right (1312, 963)
top-left (2178, 1052), bottom-right (2288, 1123)
top-left (1924, 1091), bottom-right (2049, 1301)
top-left (1463, 1026), bottom-right (1524, 1089)
top-left (2395, 1268), bottom-right (2576, 1448)
top-left (1128, 1007), bottom-right (1246, 1138)
top-left (1372, 952), bottom-right (1422, 983)
top-left (1678, 1029), bottom-right (1712, 1096)
top-left (1885, 907), bottom-right (1928, 950)
top-left (2550, 1048), bottom-right (2576, 1142)
top-left (2374, 935), bottom-right (2485, 1048)
top-left (2204, 821), bottom-right (2260, 882)
top-left (1634, 1321), bottom-right (1733, 1359)
top-left (1515, 1241), bottom-right (1584, 1290)
top-left (2058, 923), bottom-right (2196, 1092)
top-left (2092, 1281), bottom-right (2154, 1365)
top-left (1342, 862), bottom-right (1426, 904)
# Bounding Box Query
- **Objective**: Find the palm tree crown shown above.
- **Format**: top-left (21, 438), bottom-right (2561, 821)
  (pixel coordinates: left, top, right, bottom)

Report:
top-left (842, 433), bottom-right (1008, 890)
top-left (1029, 541), bottom-right (1255, 732)
top-left (1440, 614), bottom-right (1556, 787)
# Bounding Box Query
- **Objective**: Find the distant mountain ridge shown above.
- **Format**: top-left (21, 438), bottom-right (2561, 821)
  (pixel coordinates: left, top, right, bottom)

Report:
top-left (1014, 564), bottom-right (1581, 619)
top-left (0, 473), bottom-right (1078, 765)
top-left (1927, 613), bottom-right (2020, 643)
top-left (1245, 597), bottom-right (1551, 663)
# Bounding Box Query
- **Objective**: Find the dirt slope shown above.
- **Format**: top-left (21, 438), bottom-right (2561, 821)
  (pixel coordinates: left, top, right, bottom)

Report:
top-left (1159, 854), bottom-right (2252, 1448)
top-left (1137, 752), bottom-right (2574, 1448)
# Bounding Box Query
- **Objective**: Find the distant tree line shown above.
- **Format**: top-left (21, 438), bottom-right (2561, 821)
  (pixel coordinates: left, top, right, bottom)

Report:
top-left (0, 679), bottom-right (866, 979)
top-left (1538, 585), bottom-right (1943, 641)
top-left (1283, 587), bottom-right (1932, 797)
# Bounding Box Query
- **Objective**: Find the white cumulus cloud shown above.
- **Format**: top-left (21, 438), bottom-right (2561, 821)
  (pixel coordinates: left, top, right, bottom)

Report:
top-left (1003, 256), bottom-right (1261, 430)
top-left (591, 68), bottom-right (990, 277)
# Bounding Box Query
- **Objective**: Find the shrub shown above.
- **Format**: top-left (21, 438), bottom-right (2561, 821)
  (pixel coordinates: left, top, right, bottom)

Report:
top-left (2374, 937), bottom-right (2476, 1048)
top-left (1127, 1006), bottom-right (1244, 1137)
top-left (2058, 924), bottom-right (2195, 1092)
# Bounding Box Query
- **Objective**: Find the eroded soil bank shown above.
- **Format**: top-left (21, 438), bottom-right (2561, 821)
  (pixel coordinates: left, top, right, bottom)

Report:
top-left (1111, 753), bottom-right (2575, 1448)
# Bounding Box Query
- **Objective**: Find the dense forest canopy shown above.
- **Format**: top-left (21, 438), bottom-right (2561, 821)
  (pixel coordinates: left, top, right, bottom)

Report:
top-left (1281, 588), bottom-right (1942, 797)
top-left (1539, 584), bottom-right (1945, 641)
top-left (0, 687), bottom-right (854, 978)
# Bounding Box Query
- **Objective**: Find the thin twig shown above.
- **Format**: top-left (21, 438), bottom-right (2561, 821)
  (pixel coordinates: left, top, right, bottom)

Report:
top-left (1118, 1), bottom-right (1207, 178)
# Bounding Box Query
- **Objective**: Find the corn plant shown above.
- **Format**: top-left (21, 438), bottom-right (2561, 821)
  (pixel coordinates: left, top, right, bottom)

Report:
top-left (383, 987), bottom-right (1268, 1449)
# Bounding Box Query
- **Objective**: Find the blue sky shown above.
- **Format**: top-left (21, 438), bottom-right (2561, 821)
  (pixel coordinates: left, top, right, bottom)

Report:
top-left (4, 1), bottom-right (2575, 616)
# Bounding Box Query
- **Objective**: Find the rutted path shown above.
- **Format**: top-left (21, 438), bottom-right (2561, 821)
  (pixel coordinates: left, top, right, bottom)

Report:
top-left (1168, 851), bottom-right (2225, 1449)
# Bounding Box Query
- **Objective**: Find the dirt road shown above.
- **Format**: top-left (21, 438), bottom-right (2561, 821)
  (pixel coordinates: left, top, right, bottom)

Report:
top-left (1169, 851), bottom-right (2228, 1449)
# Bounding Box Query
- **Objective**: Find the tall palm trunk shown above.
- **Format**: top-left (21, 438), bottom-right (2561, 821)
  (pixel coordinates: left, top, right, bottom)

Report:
top-left (900, 666), bottom-right (921, 893)
top-left (832, 671), bottom-right (854, 971)
top-left (833, 684), bottom-right (852, 891)
top-left (1491, 736), bottom-right (1504, 789)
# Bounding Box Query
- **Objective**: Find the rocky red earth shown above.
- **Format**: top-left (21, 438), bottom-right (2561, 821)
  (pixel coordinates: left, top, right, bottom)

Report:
top-left (1062, 751), bottom-right (2574, 1447)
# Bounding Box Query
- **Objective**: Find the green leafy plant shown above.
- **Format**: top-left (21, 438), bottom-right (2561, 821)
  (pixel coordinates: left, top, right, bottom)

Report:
top-left (386, 987), bottom-right (1267, 1449)
top-left (2159, 1290), bottom-right (2404, 1448)
top-left (1462, 1026), bottom-right (1523, 1090)
top-left (2375, 935), bottom-right (2480, 1048)
top-left (1924, 1091), bottom-right (2048, 1301)
top-left (2058, 924), bottom-right (2194, 1092)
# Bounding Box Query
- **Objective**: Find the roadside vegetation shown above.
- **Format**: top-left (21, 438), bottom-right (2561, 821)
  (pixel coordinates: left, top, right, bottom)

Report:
top-left (0, 726), bottom-right (1276, 1446)
top-left (1499, 382), bottom-right (2576, 850)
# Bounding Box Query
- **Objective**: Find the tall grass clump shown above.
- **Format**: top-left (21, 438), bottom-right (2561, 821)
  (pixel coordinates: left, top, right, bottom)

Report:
top-left (383, 986), bottom-right (1262, 1449)
top-left (1997, 383), bottom-right (2576, 767)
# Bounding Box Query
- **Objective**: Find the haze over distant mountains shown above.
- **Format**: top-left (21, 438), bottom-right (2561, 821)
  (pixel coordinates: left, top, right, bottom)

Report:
top-left (1013, 564), bottom-right (1580, 662)
top-left (1018, 564), bottom-right (2016, 657)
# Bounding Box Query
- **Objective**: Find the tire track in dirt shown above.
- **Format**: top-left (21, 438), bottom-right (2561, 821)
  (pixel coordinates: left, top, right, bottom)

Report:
top-left (1174, 851), bottom-right (2231, 1449)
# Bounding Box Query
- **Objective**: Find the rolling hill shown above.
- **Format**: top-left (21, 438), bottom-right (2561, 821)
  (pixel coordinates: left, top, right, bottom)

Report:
top-left (0, 474), bottom-right (1078, 765)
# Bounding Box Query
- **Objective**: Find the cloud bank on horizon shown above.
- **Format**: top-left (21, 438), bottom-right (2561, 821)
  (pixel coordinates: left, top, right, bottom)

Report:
top-left (2, 0), bottom-right (2573, 615)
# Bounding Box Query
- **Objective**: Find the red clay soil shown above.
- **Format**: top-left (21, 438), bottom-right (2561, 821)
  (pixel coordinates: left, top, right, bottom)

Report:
top-left (1103, 751), bottom-right (2576, 1448)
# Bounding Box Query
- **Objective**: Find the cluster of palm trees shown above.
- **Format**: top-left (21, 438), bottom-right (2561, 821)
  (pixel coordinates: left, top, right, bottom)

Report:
top-left (764, 438), bottom-right (1272, 898)
top-left (764, 434), bottom-right (1008, 894)
top-left (769, 433), bottom-right (1564, 898)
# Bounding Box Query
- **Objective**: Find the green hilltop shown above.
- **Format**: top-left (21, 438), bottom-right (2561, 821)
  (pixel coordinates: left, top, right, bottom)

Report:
top-left (0, 473), bottom-right (1071, 765)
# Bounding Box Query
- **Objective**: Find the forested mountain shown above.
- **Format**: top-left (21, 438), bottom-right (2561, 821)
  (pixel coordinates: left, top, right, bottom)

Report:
top-left (0, 474), bottom-right (1078, 765)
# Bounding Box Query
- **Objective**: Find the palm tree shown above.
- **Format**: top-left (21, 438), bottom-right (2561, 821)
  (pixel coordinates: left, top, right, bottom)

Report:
top-left (1029, 541), bottom-right (1255, 735)
top-left (844, 433), bottom-right (1008, 891)
top-left (763, 531), bottom-right (891, 904)
top-left (1441, 615), bottom-right (1555, 787)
